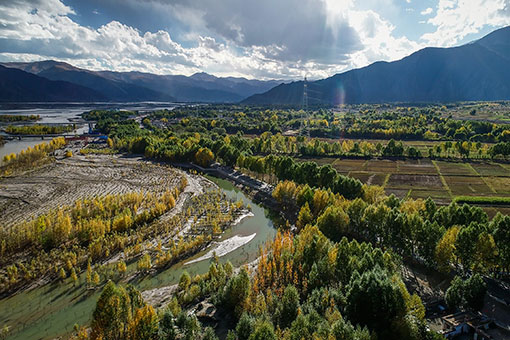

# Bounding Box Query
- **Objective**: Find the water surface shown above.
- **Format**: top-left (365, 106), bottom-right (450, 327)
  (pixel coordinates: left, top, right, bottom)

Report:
top-left (0, 174), bottom-right (276, 340)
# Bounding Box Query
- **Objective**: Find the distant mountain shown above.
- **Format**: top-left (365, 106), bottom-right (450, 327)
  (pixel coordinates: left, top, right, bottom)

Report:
top-left (1, 61), bottom-right (281, 103)
top-left (0, 65), bottom-right (106, 102)
top-left (243, 26), bottom-right (510, 105)
top-left (2, 61), bottom-right (174, 102)
top-left (97, 70), bottom-right (281, 103)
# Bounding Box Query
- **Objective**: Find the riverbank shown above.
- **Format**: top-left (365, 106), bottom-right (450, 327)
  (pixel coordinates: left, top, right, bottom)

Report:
top-left (172, 162), bottom-right (286, 218)
top-left (0, 154), bottom-right (277, 340)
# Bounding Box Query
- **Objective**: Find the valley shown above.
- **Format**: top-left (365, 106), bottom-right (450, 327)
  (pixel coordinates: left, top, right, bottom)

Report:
top-left (1, 102), bottom-right (509, 340)
top-left (3, 2), bottom-right (510, 339)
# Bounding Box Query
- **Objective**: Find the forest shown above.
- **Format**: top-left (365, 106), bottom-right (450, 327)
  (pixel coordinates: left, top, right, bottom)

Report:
top-left (51, 104), bottom-right (510, 340)
top-left (3, 103), bottom-right (510, 340)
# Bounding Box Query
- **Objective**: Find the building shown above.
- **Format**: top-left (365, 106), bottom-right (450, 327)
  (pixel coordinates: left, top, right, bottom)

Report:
top-left (440, 311), bottom-right (510, 339)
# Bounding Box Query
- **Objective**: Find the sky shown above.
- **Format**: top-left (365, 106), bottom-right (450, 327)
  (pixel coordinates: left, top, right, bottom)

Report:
top-left (0, 0), bottom-right (509, 80)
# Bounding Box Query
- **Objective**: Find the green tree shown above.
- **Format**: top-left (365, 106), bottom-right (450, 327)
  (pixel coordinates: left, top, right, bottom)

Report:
top-left (236, 313), bottom-right (254, 340)
top-left (456, 223), bottom-right (483, 271)
top-left (278, 285), bottom-right (300, 328)
top-left (202, 327), bottom-right (219, 340)
top-left (346, 267), bottom-right (406, 337)
top-left (289, 314), bottom-right (311, 340)
top-left (90, 281), bottom-right (132, 340)
top-left (493, 215), bottom-right (510, 271)
top-left (159, 310), bottom-right (176, 340)
top-left (248, 321), bottom-right (277, 340)
top-left (316, 205), bottom-right (349, 241)
top-left (445, 276), bottom-right (464, 310)
top-left (445, 274), bottom-right (487, 311)
top-left (296, 202), bottom-right (313, 231)
top-left (464, 274), bottom-right (487, 311)
top-left (223, 267), bottom-right (251, 318)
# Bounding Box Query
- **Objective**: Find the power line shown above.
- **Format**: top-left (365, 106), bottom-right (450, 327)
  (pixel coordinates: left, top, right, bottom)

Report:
top-left (301, 76), bottom-right (310, 137)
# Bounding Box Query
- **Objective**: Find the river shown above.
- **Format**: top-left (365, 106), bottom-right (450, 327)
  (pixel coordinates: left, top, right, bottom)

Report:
top-left (0, 102), bottom-right (180, 163)
top-left (0, 174), bottom-right (276, 340)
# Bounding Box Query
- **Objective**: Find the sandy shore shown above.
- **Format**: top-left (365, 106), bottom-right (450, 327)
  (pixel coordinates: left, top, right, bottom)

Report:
top-left (185, 233), bottom-right (256, 265)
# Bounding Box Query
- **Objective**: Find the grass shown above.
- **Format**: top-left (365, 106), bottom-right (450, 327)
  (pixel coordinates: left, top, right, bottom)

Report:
top-left (453, 196), bottom-right (510, 205)
top-left (300, 155), bottom-right (510, 210)
top-left (444, 175), bottom-right (493, 196)
top-left (432, 160), bottom-right (452, 197)
top-left (484, 177), bottom-right (510, 195)
top-left (409, 189), bottom-right (451, 200)
top-left (470, 162), bottom-right (510, 177)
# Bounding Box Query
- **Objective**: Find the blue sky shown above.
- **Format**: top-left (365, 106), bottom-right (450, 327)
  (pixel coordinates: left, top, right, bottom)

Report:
top-left (0, 0), bottom-right (509, 79)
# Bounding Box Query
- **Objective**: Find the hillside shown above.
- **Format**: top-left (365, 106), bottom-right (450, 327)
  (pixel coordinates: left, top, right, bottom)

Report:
top-left (1, 61), bottom-right (280, 103)
top-left (0, 65), bottom-right (106, 102)
top-left (243, 26), bottom-right (510, 105)
top-left (2, 61), bottom-right (174, 102)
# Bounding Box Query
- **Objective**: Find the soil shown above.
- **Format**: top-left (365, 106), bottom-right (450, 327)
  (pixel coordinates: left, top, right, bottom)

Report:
top-left (0, 154), bottom-right (183, 229)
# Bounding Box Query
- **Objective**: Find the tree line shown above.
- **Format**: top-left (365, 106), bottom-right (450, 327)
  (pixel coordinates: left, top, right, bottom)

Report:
top-left (73, 226), bottom-right (441, 340)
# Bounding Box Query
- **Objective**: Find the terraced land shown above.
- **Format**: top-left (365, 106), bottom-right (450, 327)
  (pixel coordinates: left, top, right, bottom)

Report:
top-left (0, 154), bottom-right (183, 228)
top-left (307, 157), bottom-right (510, 213)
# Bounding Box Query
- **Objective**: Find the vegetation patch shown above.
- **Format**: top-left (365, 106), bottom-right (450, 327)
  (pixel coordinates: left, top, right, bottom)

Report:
top-left (0, 114), bottom-right (40, 122)
top-left (453, 195), bottom-right (510, 205)
top-left (4, 124), bottom-right (75, 135)
top-left (1, 137), bottom-right (66, 177)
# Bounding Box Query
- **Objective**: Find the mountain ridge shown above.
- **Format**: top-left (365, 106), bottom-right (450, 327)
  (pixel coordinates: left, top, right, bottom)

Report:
top-left (0, 65), bottom-right (107, 102)
top-left (243, 26), bottom-right (510, 105)
top-left (0, 60), bottom-right (282, 103)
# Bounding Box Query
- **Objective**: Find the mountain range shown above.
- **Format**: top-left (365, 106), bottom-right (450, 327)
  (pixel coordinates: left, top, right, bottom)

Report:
top-left (2, 26), bottom-right (510, 104)
top-left (0, 64), bottom-right (106, 102)
top-left (0, 60), bottom-right (281, 103)
top-left (243, 26), bottom-right (510, 105)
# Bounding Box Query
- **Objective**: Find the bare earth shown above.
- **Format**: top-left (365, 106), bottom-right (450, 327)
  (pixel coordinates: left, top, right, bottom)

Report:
top-left (0, 154), bottom-right (182, 229)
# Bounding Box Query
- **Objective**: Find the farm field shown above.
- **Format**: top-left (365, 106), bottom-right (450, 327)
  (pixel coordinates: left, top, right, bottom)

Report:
top-left (306, 157), bottom-right (510, 212)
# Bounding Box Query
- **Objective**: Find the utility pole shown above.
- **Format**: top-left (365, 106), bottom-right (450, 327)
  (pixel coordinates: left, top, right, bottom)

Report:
top-left (302, 76), bottom-right (309, 138)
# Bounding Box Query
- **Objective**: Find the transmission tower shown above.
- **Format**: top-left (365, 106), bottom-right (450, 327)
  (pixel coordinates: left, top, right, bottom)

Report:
top-left (301, 76), bottom-right (310, 137)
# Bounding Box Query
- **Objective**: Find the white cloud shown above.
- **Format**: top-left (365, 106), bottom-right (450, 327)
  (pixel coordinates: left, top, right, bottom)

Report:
top-left (346, 9), bottom-right (423, 69)
top-left (0, 0), bottom-right (424, 80)
top-left (421, 7), bottom-right (433, 15)
top-left (421, 0), bottom-right (510, 46)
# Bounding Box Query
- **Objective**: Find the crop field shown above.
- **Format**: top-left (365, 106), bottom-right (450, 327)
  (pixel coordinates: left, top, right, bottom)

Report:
top-left (308, 157), bottom-right (510, 210)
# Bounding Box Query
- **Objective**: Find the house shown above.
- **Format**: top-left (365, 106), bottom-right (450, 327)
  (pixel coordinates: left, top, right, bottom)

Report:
top-left (440, 311), bottom-right (510, 339)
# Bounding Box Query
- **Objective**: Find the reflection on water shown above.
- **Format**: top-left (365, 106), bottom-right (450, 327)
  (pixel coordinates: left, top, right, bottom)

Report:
top-left (0, 172), bottom-right (276, 340)
top-left (0, 139), bottom-right (42, 164)
top-left (0, 102), bottom-right (180, 164)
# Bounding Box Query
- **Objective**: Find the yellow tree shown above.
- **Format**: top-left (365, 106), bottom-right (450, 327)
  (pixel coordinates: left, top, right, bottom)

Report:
top-left (362, 185), bottom-right (385, 204)
top-left (86, 260), bottom-right (92, 286)
top-left (92, 272), bottom-right (100, 286)
top-left (194, 147), bottom-right (215, 167)
top-left (473, 232), bottom-right (498, 273)
top-left (296, 203), bottom-right (313, 231)
top-left (129, 305), bottom-right (158, 340)
top-left (70, 268), bottom-right (78, 285)
top-left (435, 226), bottom-right (460, 273)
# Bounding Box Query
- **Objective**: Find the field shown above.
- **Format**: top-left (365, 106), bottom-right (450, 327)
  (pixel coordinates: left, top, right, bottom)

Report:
top-left (0, 154), bottom-right (184, 228)
top-left (307, 157), bottom-right (510, 210)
